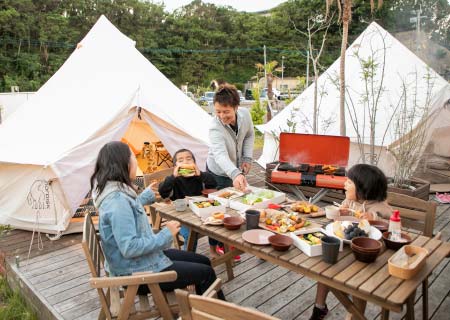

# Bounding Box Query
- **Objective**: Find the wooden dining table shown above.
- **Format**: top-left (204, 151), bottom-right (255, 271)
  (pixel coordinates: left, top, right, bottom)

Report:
top-left (151, 203), bottom-right (450, 320)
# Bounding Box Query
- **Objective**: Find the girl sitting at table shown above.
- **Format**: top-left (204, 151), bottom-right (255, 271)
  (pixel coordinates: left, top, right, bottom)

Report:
top-left (310, 163), bottom-right (392, 320)
top-left (91, 141), bottom-right (225, 300)
top-left (158, 148), bottom-right (221, 257)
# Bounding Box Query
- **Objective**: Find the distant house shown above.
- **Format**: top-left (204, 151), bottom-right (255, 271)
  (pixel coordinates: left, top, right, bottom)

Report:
top-left (246, 76), bottom-right (301, 92)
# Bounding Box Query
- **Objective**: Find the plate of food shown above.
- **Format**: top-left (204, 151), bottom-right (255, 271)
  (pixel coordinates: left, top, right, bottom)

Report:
top-left (202, 213), bottom-right (230, 225)
top-left (290, 201), bottom-right (325, 217)
top-left (259, 209), bottom-right (321, 234)
top-left (325, 219), bottom-right (382, 244)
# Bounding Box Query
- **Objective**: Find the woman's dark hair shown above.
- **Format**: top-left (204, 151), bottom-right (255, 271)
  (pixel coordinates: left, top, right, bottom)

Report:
top-left (213, 84), bottom-right (240, 107)
top-left (347, 164), bottom-right (388, 202)
top-left (90, 141), bottom-right (133, 195)
top-left (173, 148), bottom-right (196, 165)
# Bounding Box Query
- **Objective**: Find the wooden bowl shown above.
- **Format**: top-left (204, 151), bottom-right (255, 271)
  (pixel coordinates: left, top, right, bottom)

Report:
top-left (368, 220), bottom-right (389, 232)
top-left (351, 237), bottom-right (382, 253)
top-left (268, 234), bottom-right (293, 251)
top-left (351, 237), bottom-right (381, 262)
top-left (351, 246), bottom-right (381, 263)
top-left (223, 216), bottom-right (243, 230)
top-left (382, 232), bottom-right (412, 251)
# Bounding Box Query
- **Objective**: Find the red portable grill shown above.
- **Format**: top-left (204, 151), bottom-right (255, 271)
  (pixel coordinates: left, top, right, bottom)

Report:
top-left (268, 133), bottom-right (350, 203)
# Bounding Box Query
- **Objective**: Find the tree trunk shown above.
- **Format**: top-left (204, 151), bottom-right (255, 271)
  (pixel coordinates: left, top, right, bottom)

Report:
top-left (339, 0), bottom-right (351, 136)
top-left (266, 73), bottom-right (273, 122)
top-left (313, 65), bottom-right (318, 134)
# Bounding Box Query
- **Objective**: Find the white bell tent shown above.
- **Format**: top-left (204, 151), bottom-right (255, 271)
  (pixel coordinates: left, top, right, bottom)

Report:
top-left (0, 16), bottom-right (212, 234)
top-left (257, 22), bottom-right (450, 177)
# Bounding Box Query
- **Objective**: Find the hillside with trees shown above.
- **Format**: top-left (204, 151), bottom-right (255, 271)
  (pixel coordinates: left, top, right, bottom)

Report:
top-left (0, 0), bottom-right (448, 92)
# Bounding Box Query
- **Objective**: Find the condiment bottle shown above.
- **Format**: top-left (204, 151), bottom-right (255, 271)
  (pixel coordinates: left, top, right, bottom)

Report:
top-left (389, 210), bottom-right (402, 241)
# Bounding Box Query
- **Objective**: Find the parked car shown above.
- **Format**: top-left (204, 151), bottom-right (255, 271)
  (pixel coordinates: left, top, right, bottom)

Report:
top-left (199, 91), bottom-right (215, 103)
top-left (237, 90), bottom-right (245, 102)
top-left (245, 89), bottom-right (254, 100)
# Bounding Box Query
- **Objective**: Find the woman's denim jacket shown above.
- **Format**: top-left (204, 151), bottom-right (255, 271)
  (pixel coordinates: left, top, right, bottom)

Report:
top-left (94, 181), bottom-right (173, 276)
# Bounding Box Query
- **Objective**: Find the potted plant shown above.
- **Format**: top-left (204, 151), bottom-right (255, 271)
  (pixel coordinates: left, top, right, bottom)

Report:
top-left (386, 71), bottom-right (436, 200)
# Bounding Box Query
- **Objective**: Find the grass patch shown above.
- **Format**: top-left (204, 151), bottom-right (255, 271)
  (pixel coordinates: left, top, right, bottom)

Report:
top-left (254, 132), bottom-right (264, 150)
top-left (0, 276), bottom-right (37, 320)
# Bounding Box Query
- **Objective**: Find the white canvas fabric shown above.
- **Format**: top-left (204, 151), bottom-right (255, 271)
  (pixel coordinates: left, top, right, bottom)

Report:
top-left (257, 22), bottom-right (450, 176)
top-left (0, 16), bottom-right (211, 233)
top-left (0, 92), bottom-right (34, 121)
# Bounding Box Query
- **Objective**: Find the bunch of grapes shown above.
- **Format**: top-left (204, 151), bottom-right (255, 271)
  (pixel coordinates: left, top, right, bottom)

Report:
top-left (344, 224), bottom-right (368, 240)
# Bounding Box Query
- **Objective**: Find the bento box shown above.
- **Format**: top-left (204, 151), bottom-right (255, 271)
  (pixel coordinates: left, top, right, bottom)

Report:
top-left (290, 228), bottom-right (343, 257)
top-left (228, 186), bottom-right (286, 212)
top-left (207, 188), bottom-right (245, 207)
top-left (188, 197), bottom-right (226, 220)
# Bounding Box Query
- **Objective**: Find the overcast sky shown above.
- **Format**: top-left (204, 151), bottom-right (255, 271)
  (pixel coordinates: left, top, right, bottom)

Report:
top-left (153, 0), bottom-right (289, 12)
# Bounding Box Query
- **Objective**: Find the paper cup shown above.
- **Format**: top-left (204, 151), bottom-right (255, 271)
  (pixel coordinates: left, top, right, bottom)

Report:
top-left (325, 205), bottom-right (340, 220)
top-left (174, 199), bottom-right (187, 212)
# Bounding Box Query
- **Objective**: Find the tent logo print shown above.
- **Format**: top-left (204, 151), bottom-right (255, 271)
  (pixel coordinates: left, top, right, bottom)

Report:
top-left (27, 180), bottom-right (51, 210)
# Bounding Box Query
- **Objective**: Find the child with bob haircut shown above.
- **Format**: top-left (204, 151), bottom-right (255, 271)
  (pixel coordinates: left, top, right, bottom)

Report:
top-left (309, 164), bottom-right (392, 320)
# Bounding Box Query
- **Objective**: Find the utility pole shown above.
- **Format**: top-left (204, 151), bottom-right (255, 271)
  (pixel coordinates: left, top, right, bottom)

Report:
top-left (416, 4), bottom-right (421, 53)
top-left (263, 45), bottom-right (267, 88)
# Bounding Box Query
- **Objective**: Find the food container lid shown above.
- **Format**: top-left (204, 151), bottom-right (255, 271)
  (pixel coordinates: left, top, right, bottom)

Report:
top-left (278, 133), bottom-right (350, 166)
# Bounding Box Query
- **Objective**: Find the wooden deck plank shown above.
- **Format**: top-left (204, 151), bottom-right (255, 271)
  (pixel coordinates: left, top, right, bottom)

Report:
top-left (1, 193), bottom-right (449, 320)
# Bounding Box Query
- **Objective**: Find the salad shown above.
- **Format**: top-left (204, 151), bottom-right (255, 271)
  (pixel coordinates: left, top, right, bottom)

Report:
top-left (241, 190), bottom-right (275, 205)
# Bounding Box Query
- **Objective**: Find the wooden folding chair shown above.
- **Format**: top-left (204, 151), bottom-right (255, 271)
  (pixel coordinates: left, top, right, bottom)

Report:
top-left (82, 212), bottom-right (179, 320)
top-left (175, 289), bottom-right (279, 320)
top-left (382, 192), bottom-right (438, 320)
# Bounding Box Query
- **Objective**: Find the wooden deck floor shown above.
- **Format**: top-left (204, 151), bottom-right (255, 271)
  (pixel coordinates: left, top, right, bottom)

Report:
top-left (1, 164), bottom-right (450, 320)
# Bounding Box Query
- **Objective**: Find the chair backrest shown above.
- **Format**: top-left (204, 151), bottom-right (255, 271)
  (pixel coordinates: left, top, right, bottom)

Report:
top-left (387, 192), bottom-right (436, 237)
top-left (144, 168), bottom-right (174, 189)
top-left (175, 289), bottom-right (279, 320)
top-left (82, 212), bottom-right (104, 277)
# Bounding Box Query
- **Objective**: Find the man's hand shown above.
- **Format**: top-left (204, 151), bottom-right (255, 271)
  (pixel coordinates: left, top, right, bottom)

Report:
top-left (166, 220), bottom-right (181, 237)
top-left (240, 162), bottom-right (252, 175)
top-left (233, 174), bottom-right (248, 192)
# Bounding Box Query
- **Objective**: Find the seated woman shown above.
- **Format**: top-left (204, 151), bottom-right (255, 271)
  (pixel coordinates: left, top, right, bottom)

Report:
top-left (91, 141), bottom-right (225, 299)
top-left (310, 164), bottom-right (392, 320)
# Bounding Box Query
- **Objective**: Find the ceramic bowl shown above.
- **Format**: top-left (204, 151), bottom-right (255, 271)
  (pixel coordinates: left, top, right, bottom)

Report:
top-left (268, 234), bottom-right (293, 251)
top-left (351, 237), bottom-right (382, 252)
top-left (351, 237), bottom-right (382, 263)
top-left (368, 220), bottom-right (389, 232)
top-left (382, 232), bottom-right (412, 250)
top-left (223, 216), bottom-right (244, 230)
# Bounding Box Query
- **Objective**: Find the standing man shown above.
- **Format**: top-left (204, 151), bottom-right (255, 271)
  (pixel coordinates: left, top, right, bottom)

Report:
top-left (206, 84), bottom-right (255, 191)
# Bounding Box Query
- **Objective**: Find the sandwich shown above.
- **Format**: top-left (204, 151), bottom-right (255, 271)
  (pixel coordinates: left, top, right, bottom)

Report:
top-left (178, 164), bottom-right (196, 177)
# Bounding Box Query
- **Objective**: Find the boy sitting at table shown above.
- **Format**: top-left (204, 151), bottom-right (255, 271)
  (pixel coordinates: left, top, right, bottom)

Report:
top-left (310, 164), bottom-right (392, 320)
top-left (158, 148), bottom-right (221, 257)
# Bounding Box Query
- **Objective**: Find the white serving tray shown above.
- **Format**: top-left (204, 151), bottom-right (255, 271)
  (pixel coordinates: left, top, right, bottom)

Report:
top-left (228, 186), bottom-right (286, 212)
top-left (188, 197), bottom-right (226, 220)
top-left (208, 188), bottom-right (244, 207)
top-left (290, 228), bottom-right (343, 257)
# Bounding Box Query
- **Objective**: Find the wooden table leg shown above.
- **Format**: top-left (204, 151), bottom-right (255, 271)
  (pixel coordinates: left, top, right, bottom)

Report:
top-left (153, 212), bottom-right (162, 230)
top-left (330, 288), bottom-right (367, 320)
top-left (186, 230), bottom-right (198, 252)
top-left (223, 244), bottom-right (235, 281)
top-left (381, 308), bottom-right (390, 320)
top-left (405, 289), bottom-right (416, 320)
top-left (345, 297), bottom-right (367, 320)
top-left (422, 278), bottom-right (429, 320)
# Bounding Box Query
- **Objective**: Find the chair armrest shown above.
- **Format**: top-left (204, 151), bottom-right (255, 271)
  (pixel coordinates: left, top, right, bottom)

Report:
top-left (89, 271), bottom-right (177, 289)
top-left (202, 278), bottom-right (222, 298)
